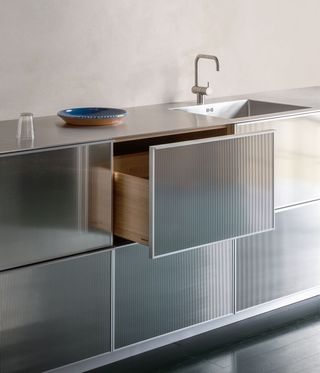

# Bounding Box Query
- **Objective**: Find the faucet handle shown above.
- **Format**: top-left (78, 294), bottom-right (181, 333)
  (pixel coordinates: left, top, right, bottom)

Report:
top-left (206, 82), bottom-right (213, 96)
top-left (191, 83), bottom-right (213, 97)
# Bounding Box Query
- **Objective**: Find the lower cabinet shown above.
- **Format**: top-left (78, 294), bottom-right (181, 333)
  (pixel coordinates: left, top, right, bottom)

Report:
top-left (236, 201), bottom-right (320, 311)
top-left (0, 142), bottom-right (112, 271)
top-left (115, 241), bottom-right (233, 348)
top-left (0, 250), bottom-right (111, 373)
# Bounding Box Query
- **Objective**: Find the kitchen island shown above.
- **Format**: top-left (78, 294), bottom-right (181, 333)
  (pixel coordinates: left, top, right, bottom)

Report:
top-left (1, 86), bottom-right (320, 372)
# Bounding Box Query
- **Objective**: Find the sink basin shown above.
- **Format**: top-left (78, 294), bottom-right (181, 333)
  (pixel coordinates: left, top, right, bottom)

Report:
top-left (171, 99), bottom-right (309, 120)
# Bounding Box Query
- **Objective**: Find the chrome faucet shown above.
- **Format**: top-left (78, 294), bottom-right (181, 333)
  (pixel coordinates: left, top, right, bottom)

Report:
top-left (192, 54), bottom-right (220, 104)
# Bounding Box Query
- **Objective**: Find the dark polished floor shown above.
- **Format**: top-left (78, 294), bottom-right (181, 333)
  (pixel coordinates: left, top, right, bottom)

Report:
top-left (92, 304), bottom-right (320, 373)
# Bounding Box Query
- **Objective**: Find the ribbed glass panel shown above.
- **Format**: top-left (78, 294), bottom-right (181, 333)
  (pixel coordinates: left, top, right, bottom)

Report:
top-left (236, 201), bottom-right (320, 311)
top-left (236, 115), bottom-right (320, 208)
top-left (151, 132), bottom-right (274, 257)
top-left (0, 141), bottom-right (112, 271)
top-left (115, 241), bottom-right (233, 348)
top-left (0, 251), bottom-right (111, 372)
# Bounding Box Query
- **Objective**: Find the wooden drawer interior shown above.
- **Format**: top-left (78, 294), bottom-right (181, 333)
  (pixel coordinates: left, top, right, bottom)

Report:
top-left (114, 152), bottom-right (149, 245)
top-left (113, 126), bottom-right (233, 246)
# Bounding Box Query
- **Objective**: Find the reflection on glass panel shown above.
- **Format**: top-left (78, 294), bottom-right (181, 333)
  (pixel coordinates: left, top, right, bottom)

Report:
top-left (236, 114), bottom-right (320, 208)
top-left (0, 141), bottom-right (112, 270)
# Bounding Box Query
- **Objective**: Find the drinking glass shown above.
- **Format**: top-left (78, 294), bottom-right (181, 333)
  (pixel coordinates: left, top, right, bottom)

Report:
top-left (16, 113), bottom-right (34, 140)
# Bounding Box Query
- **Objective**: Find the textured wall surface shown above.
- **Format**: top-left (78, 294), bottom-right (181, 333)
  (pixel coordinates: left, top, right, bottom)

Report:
top-left (0, 0), bottom-right (319, 120)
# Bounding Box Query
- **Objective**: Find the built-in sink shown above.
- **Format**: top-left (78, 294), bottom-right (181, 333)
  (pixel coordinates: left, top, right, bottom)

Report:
top-left (171, 99), bottom-right (309, 120)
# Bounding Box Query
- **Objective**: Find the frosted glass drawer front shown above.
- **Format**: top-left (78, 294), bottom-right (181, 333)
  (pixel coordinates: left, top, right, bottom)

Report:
top-left (236, 114), bottom-right (320, 208)
top-left (115, 241), bottom-right (233, 348)
top-left (236, 201), bottom-right (320, 311)
top-left (0, 141), bottom-right (112, 270)
top-left (0, 250), bottom-right (111, 372)
top-left (150, 131), bottom-right (274, 257)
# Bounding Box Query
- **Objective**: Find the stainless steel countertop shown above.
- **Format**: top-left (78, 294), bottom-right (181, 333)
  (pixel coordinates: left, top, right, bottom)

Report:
top-left (1, 86), bottom-right (320, 154)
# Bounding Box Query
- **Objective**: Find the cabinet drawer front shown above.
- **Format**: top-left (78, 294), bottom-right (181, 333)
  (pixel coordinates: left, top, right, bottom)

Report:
top-left (236, 201), bottom-right (320, 311)
top-left (115, 241), bottom-right (233, 348)
top-left (236, 114), bottom-right (320, 208)
top-left (0, 250), bottom-right (111, 372)
top-left (0, 141), bottom-right (112, 270)
top-left (150, 131), bottom-right (274, 258)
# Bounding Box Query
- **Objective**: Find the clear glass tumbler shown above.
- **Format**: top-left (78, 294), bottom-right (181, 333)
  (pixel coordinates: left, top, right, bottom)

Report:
top-left (16, 112), bottom-right (34, 140)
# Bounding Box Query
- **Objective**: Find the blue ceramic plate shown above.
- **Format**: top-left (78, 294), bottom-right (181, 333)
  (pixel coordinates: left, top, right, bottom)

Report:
top-left (57, 107), bottom-right (128, 126)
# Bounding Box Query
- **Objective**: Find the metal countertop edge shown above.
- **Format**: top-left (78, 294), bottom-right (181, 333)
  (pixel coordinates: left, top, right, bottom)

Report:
top-left (1, 86), bottom-right (320, 154)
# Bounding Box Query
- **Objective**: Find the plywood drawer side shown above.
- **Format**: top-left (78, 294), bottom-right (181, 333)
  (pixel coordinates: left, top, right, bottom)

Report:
top-left (113, 171), bottom-right (149, 245)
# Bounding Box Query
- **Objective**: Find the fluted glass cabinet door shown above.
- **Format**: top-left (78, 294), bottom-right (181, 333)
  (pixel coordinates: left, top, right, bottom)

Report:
top-left (236, 201), bottom-right (320, 311)
top-left (150, 131), bottom-right (274, 258)
top-left (115, 242), bottom-right (233, 348)
top-left (0, 250), bottom-right (111, 372)
top-left (236, 114), bottom-right (320, 208)
top-left (0, 141), bottom-right (112, 270)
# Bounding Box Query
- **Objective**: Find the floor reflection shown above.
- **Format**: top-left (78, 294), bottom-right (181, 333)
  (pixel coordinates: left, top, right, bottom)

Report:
top-left (162, 314), bottom-right (320, 373)
top-left (94, 311), bottom-right (320, 373)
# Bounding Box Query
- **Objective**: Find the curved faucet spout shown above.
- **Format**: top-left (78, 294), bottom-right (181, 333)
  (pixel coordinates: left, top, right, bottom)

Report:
top-left (194, 54), bottom-right (220, 86)
top-left (192, 54), bottom-right (220, 104)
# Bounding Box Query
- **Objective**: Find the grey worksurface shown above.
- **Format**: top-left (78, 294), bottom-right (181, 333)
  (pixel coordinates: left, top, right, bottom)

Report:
top-left (1, 86), bottom-right (320, 154)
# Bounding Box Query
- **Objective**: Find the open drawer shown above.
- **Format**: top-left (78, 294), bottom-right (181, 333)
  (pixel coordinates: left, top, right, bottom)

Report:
top-left (114, 131), bottom-right (275, 258)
